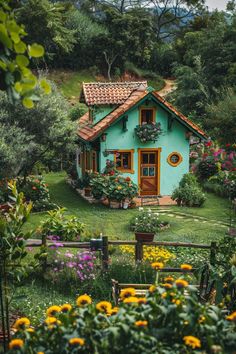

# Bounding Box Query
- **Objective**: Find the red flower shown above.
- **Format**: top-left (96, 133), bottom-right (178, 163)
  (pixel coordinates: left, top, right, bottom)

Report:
top-left (202, 153), bottom-right (208, 158)
top-left (32, 186), bottom-right (37, 190)
top-left (205, 141), bottom-right (212, 147)
top-left (125, 177), bottom-right (131, 182)
top-left (110, 171), bottom-right (115, 176)
top-left (226, 143), bottom-right (231, 147)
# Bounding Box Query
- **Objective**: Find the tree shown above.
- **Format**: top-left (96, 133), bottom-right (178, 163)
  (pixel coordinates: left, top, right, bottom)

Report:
top-left (0, 0), bottom-right (48, 107)
top-left (16, 0), bottom-right (76, 63)
top-left (0, 85), bottom-right (75, 177)
top-left (206, 89), bottom-right (236, 144)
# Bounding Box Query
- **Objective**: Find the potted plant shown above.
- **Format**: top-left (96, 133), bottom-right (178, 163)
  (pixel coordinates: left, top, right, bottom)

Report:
top-left (132, 209), bottom-right (162, 242)
top-left (83, 171), bottom-right (92, 197)
top-left (135, 122), bottom-right (162, 143)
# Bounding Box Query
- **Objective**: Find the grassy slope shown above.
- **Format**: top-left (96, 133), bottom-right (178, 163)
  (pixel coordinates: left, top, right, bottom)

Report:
top-left (24, 172), bottom-right (231, 244)
top-left (47, 69), bottom-right (165, 99)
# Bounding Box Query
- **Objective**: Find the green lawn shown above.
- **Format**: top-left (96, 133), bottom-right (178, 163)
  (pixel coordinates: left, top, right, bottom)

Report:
top-left (25, 172), bottom-right (231, 244)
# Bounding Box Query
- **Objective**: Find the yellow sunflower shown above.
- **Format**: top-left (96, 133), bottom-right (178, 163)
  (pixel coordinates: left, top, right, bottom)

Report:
top-left (46, 305), bottom-right (61, 317)
top-left (69, 338), bottom-right (85, 346)
top-left (14, 317), bottom-right (30, 330)
top-left (175, 279), bottom-right (189, 288)
top-left (226, 311), bottom-right (236, 321)
top-left (120, 287), bottom-right (136, 300)
top-left (61, 303), bottom-right (72, 312)
top-left (9, 339), bottom-right (24, 350)
top-left (181, 264), bottom-right (193, 271)
top-left (135, 320), bottom-right (148, 327)
top-left (96, 301), bottom-right (112, 313)
top-left (123, 296), bottom-right (139, 304)
top-left (76, 294), bottom-right (92, 307)
top-left (151, 262), bottom-right (164, 270)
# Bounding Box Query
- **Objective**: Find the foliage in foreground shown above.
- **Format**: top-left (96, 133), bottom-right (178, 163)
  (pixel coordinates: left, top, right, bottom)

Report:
top-left (8, 278), bottom-right (236, 354)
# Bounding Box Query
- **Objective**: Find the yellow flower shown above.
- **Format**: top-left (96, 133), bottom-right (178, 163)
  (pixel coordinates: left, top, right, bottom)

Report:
top-left (44, 317), bottom-right (58, 325)
top-left (198, 315), bottom-right (206, 323)
top-left (120, 288), bottom-right (136, 300)
top-left (183, 336), bottom-right (201, 349)
top-left (175, 279), bottom-right (189, 288)
top-left (96, 301), bottom-right (112, 313)
top-left (226, 311), bottom-right (236, 321)
top-left (184, 320), bottom-right (189, 325)
top-left (181, 264), bottom-right (193, 271)
top-left (9, 339), bottom-right (24, 350)
top-left (123, 296), bottom-right (139, 304)
top-left (76, 294), bottom-right (92, 307)
top-left (46, 305), bottom-right (61, 317)
top-left (26, 328), bottom-right (34, 333)
top-left (149, 285), bottom-right (156, 293)
top-left (137, 297), bottom-right (147, 304)
top-left (164, 276), bottom-right (174, 283)
top-left (172, 299), bottom-right (181, 306)
top-left (69, 338), bottom-right (85, 346)
top-left (37, 352), bottom-right (44, 354)
top-left (162, 283), bottom-right (172, 289)
top-left (107, 307), bottom-right (119, 316)
top-left (61, 303), bottom-right (72, 312)
top-left (161, 292), bottom-right (167, 299)
top-left (135, 320), bottom-right (148, 327)
top-left (14, 317), bottom-right (30, 330)
top-left (151, 262), bottom-right (164, 270)
top-left (117, 186), bottom-right (122, 190)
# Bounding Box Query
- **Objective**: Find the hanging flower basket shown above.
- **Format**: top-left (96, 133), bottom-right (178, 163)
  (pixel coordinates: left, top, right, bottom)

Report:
top-left (135, 122), bottom-right (162, 143)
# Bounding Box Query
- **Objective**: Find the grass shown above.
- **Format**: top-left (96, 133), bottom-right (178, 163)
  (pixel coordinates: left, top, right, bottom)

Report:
top-left (47, 69), bottom-right (165, 99)
top-left (24, 172), bottom-right (231, 244)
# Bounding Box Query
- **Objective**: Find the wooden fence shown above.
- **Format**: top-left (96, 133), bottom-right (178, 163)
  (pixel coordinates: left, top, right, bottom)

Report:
top-left (26, 236), bottom-right (217, 272)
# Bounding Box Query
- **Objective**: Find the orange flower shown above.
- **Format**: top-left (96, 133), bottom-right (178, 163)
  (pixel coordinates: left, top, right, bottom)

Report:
top-left (14, 317), bottom-right (30, 330)
top-left (175, 279), bottom-right (189, 288)
top-left (137, 297), bottom-right (147, 304)
top-left (226, 311), bottom-right (236, 321)
top-left (183, 336), bottom-right (201, 349)
top-left (164, 276), bottom-right (174, 283)
top-left (9, 339), bottom-right (24, 350)
top-left (151, 262), bottom-right (164, 270)
top-left (69, 338), bottom-right (85, 346)
top-left (181, 264), bottom-right (193, 271)
top-left (135, 320), bottom-right (148, 327)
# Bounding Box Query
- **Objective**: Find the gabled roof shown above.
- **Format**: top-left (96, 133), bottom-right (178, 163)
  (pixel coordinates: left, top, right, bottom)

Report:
top-left (77, 82), bottom-right (207, 142)
top-left (80, 81), bottom-right (147, 106)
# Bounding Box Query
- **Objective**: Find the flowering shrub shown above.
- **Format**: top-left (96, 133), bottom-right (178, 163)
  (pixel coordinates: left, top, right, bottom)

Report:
top-left (120, 245), bottom-right (175, 264)
top-left (135, 122), bottom-right (162, 143)
top-left (204, 171), bottom-right (236, 199)
top-left (9, 274), bottom-right (236, 353)
top-left (191, 141), bottom-right (236, 180)
top-left (38, 208), bottom-right (85, 241)
top-left (171, 173), bottom-right (206, 207)
top-left (130, 208), bottom-right (169, 233)
top-left (0, 176), bottom-right (56, 211)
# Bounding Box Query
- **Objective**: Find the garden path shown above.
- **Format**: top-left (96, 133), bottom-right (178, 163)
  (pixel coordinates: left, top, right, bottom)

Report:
top-left (150, 207), bottom-right (229, 228)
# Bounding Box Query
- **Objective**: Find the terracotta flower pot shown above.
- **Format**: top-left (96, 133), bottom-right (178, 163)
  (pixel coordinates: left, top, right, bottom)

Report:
top-left (135, 232), bottom-right (154, 242)
top-left (110, 200), bottom-right (121, 209)
top-left (84, 187), bottom-right (92, 197)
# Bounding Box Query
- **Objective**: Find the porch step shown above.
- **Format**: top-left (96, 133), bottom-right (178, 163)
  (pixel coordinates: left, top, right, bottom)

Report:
top-left (134, 196), bottom-right (176, 207)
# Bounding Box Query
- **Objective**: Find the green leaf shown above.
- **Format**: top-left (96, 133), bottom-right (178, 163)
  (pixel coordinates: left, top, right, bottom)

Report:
top-left (16, 55), bottom-right (29, 68)
top-left (40, 79), bottom-right (51, 94)
top-left (14, 41), bottom-right (26, 54)
top-left (28, 43), bottom-right (44, 58)
top-left (0, 10), bottom-right (7, 22)
top-left (22, 97), bottom-right (34, 109)
top-left (10, 32), bottom-right (20, 44)
top-left (0, 23), bottom-right (12, 49)
top-left (14, 82), bottom-right (22, 93)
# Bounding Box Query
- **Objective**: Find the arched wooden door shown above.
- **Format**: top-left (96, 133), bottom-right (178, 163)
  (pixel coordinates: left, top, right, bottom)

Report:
top-left (138, 149), bottom-right (161, 196)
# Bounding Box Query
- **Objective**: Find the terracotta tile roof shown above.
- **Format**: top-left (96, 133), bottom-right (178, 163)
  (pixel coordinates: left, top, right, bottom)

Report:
top-left (78, 89), bottom-right (147, 141)
top-left (80, 81), bottom-right (147, 106)
top-left (77, 86), bottom-right (207, 142)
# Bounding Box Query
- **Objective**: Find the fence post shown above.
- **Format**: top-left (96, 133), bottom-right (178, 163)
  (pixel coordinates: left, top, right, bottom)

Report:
top-left (135, 241), bottom-right (143, 263)
top-left (210, 241), bottom-right (217, 266)
top-left (102, 236), bottom-right (109, 270)
top-left (41, 234), bottom-right (47, 273)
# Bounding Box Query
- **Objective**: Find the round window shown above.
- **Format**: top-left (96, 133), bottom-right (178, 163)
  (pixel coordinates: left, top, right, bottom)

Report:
top-left (167, 152), bottom-right (183, 167)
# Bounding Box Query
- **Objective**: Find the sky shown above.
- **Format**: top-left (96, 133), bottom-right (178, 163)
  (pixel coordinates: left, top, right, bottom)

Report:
top-left (205, 0), bottom-right (229, 11)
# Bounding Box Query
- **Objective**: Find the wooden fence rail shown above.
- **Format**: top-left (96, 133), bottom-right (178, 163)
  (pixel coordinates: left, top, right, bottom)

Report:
top-left (26, 237), bottom-right (217, 270)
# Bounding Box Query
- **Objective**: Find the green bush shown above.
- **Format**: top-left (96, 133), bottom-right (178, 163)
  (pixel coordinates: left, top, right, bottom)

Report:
top-left (38, 208), bottom-right (85, 241)
top-left (90, 173), bottom-right (109, 200)
top-left (171, 173), bottom-right (206, 207)
top-left (69, 103), bottom-right (88, 121)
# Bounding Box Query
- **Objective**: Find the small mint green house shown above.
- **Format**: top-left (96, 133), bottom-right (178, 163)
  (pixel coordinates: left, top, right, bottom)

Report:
top-left (76, 81), bottom-right (206, 196)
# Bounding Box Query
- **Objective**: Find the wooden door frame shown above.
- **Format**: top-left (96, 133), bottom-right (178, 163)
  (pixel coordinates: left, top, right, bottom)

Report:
top-left (138, 148), bottom-right (162, 196)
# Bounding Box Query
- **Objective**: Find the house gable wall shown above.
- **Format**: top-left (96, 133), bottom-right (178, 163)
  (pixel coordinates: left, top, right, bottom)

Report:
top-left (99, 100), bottom-right (189, 195)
